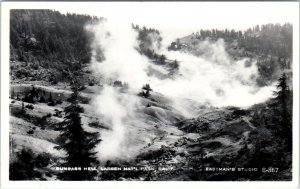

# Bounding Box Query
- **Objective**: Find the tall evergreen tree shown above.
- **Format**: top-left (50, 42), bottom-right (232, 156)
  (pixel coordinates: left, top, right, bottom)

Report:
top-left (273, 73), bottom-right (292, 150)
top-left (55, 81), bottom-right (101, 180)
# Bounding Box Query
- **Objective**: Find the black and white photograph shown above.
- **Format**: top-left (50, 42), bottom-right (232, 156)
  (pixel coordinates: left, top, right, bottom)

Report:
top-left (1, 1), bottom-right (299, 188)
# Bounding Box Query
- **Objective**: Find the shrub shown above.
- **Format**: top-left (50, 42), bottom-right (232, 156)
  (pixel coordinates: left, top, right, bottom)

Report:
top-left (113, 80), bottom-right (123, 87)
top-left (51, 80), bottom-right (58, 85)
top-left (47, 101), bottom-right (55, 106)
top-left (35, 153), bottom-right (51, 168)
top-left (31, 63), bottom-right (39, 70)
top-left (56, 99), bottom-right (63, 104)
top-left (25, 104), bottom-right (34, 110)
top-left (88, 81), bottom-right (95, 86)
top-left (9, 149), bottom-right (51, 180)
top-left (39, 96), bottom-right (46, 103)
top-left (81, 98), bottom-right (89, 104)
top-left (54, 109), bottom-right (62, 117)
top-left (10, 149), bottom-right (38, 180)
top-left (78, 85), bottom-right (86, 91)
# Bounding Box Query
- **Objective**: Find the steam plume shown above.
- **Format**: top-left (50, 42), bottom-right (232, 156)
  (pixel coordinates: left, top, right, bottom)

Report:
top-left (86, 19), bottom-right (274, 161)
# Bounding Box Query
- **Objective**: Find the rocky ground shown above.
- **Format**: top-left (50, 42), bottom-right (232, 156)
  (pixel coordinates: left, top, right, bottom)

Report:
top-left (9, 60), bottom-right (292, 181)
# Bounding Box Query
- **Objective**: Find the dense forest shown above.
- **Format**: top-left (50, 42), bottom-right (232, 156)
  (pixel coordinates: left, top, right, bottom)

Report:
top-left (10, 9), bottom-right (100, 69)
top-left (171, 24), bottom-right (292, 60)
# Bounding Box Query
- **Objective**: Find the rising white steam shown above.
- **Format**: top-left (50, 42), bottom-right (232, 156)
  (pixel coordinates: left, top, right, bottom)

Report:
top-left (86, 19), bottom-right (274, 161)
top-left (87, 19), bottom-right (150, 88)
top-left (156, 43), bottom-right (275, 108)
top-left (86, 20), bottom-right (153, 161)
top-left (92, 86), bottom-right (143, 160)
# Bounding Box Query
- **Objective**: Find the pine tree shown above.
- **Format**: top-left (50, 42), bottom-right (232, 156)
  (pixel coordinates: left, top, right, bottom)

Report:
top-left (173, 60), bottom-right (179, 69)
top-left (274, 73), bottom-right (291, 124)
top-left (21, 101), bottom-right (26, 115)
top-left (273, 73), bottom-right (292, 150)
top-left (47, 93), bottom-right (55, 106)
top-left (39, 95), bottom-right (46, 103)
top-left (29, 85), bottom-right (37, 103)
top-left (55, 82), bottom-right (101, 180)
top-left (48, 93), bottom-right (53, 103)
top-left (11, 88), bottom-right (15, 99)
top-left (159, 54), bottom-right (166, 64)
top-left (141, 84), bottom-right (153, 98)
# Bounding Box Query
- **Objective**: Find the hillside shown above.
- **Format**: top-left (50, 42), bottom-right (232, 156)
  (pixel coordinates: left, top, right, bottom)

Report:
top-left (168, 24), bottom-right (293, 86)
top-left (9, 9), bottom-right (293, 181)
top-left (10, 9), bottom-right (101, 84)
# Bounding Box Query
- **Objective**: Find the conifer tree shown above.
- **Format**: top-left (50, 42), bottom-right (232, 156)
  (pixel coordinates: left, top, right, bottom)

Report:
top-left (11, 88), bottom-right (15, 99)
top-left (47, 93), bottom-right (55, 106)
top-left (273, 73), bottom-right (292, 150)
top-left (29, 85), bottom-right (37, 103)
top-left (21, 101), bottom-right (26, 115)
top-left (55, 80), bottom-right (101, 180)
top-left (142, 84), bottom-right (153, 98)
top-left (48, 93), bottom-right (54, 103)
top-left (159, 54), bottom-right (166, 64)
top-left (274, 73), bottom-right (291, 124)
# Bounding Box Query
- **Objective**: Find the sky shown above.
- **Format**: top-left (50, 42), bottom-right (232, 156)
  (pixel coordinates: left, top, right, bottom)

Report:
top-left (53, 2), bottom-right (298, 40)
